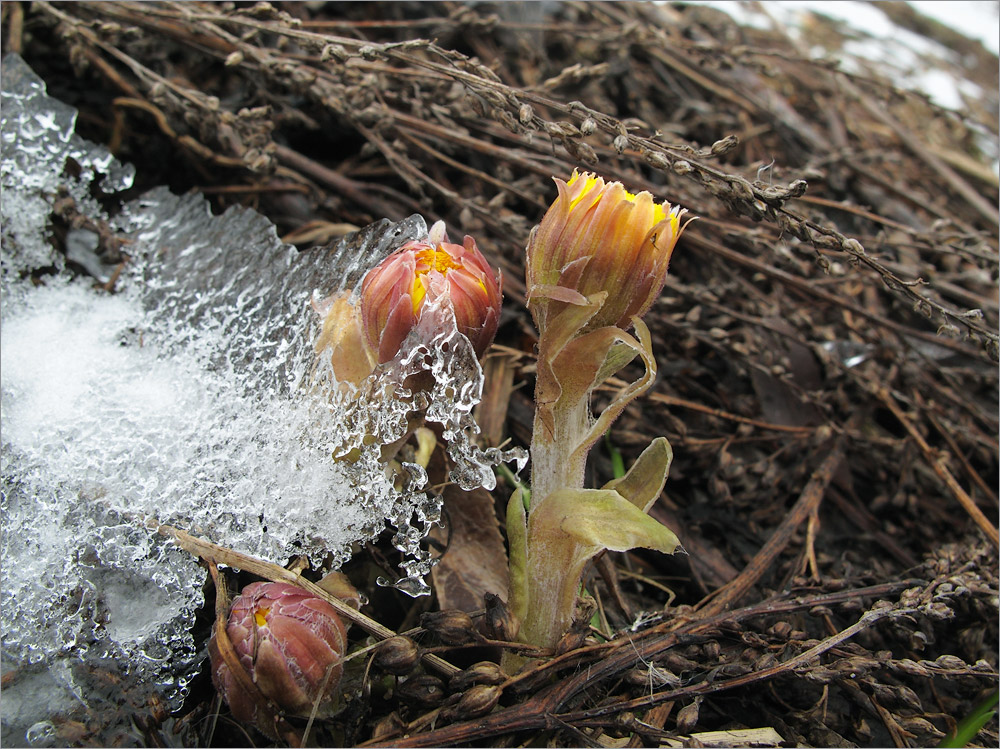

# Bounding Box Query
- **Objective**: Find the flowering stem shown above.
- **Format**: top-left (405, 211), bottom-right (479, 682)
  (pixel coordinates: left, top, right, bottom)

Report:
top-left (517, 532), bottom-right (589, 655)
top-left (528, 396), bottom-right (589, 512)
top-left (507, 170), bottom-right (689, 671)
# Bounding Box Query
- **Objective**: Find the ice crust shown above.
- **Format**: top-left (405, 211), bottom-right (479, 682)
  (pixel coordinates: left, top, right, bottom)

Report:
top-left (1, 53), bottom-right (524, 743)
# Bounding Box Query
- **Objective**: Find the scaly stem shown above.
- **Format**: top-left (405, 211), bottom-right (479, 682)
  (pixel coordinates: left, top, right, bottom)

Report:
top-left (517, 532), bottom-right (588, 653)
top-left (501, 496), bottom-right (591, 674)
top-left (528, 396), bottom-right (589, 512)
top-left (506, 386), bottom-right (592, 663)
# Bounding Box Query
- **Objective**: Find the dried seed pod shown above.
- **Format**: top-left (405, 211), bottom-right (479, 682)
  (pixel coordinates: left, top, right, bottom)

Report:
top-left (767, 621), bottom-right (793, 639)
top-left (645, 150), bottom-right (670, 169)
top-left (483, 593), bottom-right (519, 642)
top-left (710, 135), bottom-right (739, 155)
top-left (397, 674), bottom-right (446, 707)
top-left (450, 661), bottom-right (506, 692)
top-left (897, 716), bottom-right (944, 742)
top-left (675, 698), bottom-right (702, 732)
top-left (420, 609), bottom-right (478, 645)
top-left (554, 619), bottom-right (590, 655)
top-left (626, 665), bottom-right (680, 687)
top-left (663, 652), bottom-right (699, 673)
top-left (753, 652), bottom-right (779, 670)
top-left (673, 160), bottom-right (694, 175)
top-left (375, 636), bottom-right (420, 675)
top-left (453, 684), bottom-right (501, 718)
top-left (209, 582), bottom-right (347, 738)
top-left (576, 141), bottom-right (599, 165)
top-left (371, 711), bottom-right (406, 742)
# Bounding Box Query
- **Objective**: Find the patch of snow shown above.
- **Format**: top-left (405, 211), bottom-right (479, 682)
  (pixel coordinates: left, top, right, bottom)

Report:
top-left (1, 52), bottom-right (524, 743)
top-left (684, 1), bottom-right (998, 111)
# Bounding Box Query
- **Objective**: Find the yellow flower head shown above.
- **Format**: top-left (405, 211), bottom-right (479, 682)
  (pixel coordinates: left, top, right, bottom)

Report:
top-left (360, 222), bottom-right (502, 363)
top-left (526, 170), bottom-right (691, 331)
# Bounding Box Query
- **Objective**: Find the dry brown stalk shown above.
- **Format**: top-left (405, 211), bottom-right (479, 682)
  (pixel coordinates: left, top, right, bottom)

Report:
top-left (874, 389), bottom-right (999, 547)
top-left (695, 440), bottom-right (846, 617)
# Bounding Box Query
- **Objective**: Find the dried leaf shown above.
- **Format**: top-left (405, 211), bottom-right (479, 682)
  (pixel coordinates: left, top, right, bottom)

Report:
top-left (430, 483), bottom-right (509, 612)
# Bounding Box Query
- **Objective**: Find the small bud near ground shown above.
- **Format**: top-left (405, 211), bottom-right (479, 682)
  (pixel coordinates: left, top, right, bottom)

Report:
top-left (209, 582), bottom-right (347, 738)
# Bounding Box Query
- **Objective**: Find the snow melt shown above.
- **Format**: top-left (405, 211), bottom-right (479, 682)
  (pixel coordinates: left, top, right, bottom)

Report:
top-left (0, 53), bottom-right (523, 744)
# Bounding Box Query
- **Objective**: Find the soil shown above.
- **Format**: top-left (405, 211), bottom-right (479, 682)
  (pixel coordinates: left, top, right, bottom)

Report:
top-left (2, 1), bottom-right (997, 747)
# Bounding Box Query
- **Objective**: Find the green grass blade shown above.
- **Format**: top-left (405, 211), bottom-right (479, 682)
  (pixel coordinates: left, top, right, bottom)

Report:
top-left (939, 690), bottom-right (998, 748)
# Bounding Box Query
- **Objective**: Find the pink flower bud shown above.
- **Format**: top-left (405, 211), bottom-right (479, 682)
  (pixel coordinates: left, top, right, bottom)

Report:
top-left (209, 582), bottom-right (348, 737)
top-left (359, 221), bottom-right (502, 363)
top-left (526, 170), bottom-right (692, 331)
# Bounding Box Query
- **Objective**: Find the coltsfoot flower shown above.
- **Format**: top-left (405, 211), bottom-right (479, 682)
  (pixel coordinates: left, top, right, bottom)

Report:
top-left (209, 581), bottom-right (348, 737)
top-left (526, 170), bottom-right (691, 331)
top-left (360, 221), bottom-right (502, 363)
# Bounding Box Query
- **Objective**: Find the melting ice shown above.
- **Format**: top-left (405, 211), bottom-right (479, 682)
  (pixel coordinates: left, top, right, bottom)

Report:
top-left (0, 53), bottom-right (524, 744)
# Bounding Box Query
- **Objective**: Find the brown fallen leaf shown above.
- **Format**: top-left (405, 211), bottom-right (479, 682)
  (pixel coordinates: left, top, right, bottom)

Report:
top-left (430, 483), bottom-right (509, 613)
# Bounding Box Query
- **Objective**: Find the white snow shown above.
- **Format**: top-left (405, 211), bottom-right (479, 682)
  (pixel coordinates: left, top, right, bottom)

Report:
top-left (1, 52), bottom-right (524, 743)
top-left (684, 1), bottom-right (999, 111)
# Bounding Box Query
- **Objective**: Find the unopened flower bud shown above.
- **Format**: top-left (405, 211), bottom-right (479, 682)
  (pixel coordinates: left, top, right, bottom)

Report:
top-left (526, 170), bottom-right (692, 332)
top-left (375, 635), bottom-right (420, 675)
top-left (450, 661), bottom-right (507, 692)
top-left (359, 221), bottom-right (502, 363)
top-left (209, 582), bottom-right (347, 737)
top-left (420, 609), bottom-right (478, 645)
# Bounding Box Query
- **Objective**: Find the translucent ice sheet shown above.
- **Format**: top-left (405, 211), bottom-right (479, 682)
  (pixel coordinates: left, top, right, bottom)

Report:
top-left (1, 53), bottom-right (523, 744)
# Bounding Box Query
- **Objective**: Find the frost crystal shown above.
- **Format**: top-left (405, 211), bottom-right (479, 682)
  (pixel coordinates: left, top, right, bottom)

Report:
top-left (1, 53), bottom-right (523, 743)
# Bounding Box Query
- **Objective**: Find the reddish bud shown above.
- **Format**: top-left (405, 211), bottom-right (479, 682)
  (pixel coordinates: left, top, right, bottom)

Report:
top-left (359, 221), bottom-right (502, 363)
top-left (209, 582), bottom-right (347, 737)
